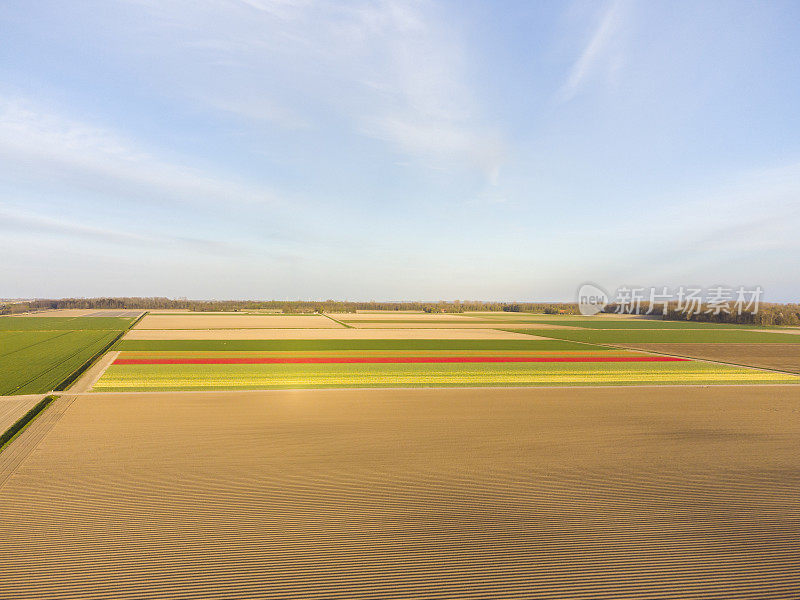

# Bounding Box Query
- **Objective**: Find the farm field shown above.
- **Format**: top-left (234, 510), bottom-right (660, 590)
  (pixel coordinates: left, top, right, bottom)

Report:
top-left (94, 357), bottom-right (796, 391)
top-left (327, 312), bottom-right (461, 320)
top-left (134, 314), bottom-right (342, 329)
top-left (0, 317), bottom-right (135, 395)
top-left (123, 327), bottom-right (537, 340)
top-left (15, 309), bottom-right (144, 318)
top-left (114, 338), bottom-right (590, 352)
top-left (341, 317), bottom-right (759, 328)
top-left (1, 386), bottom-right (799, 599)
top-left (81, 313), bottom-right (800, 392)
top-left (0, 396), bottom-right (42, 440)
top-left (0, 316), bottom-right (134, 330)
top-left (341, 321), bottom-right (581, 329)
top-left (503, 319), bottom-right (760, 329)
top-left (511, 328), bottom-right (800, 344)
top-left (6, 310), bottom-right (798, 396)
top-left (619, 343), bottom-right (800, 373)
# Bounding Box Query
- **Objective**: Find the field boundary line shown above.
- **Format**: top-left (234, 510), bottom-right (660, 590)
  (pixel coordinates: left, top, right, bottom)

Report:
top-left (506, 329), bottom-right (800, 377)
top-left (54, 312), bottom-right (148, 392)
top-left (321, 314), bottom-right (353, 328)
top-left (68, 351), bottom-right (120, 393)
top-left (0, 395), bottom-right (56, 452)
top-left (78, 382), bottom-right (800, 397)
top-left (0, 395), bottom-right (77, 489)
top-left (599, 342), bottom-right (800, 377)
top-left (6, 330), bottom-right (117, 395)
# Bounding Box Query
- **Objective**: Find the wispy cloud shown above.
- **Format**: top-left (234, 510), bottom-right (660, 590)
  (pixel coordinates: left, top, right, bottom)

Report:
top-left (126, 0), bottom-right (504, 179)
top-left (350, 1), bottom-right (504, 177)
top-left (557, 0), bottom-right (626, 102)
top-left (0, 97), bottom-right (282, 206)
top-left (0, 204), bottom-right (249, 256)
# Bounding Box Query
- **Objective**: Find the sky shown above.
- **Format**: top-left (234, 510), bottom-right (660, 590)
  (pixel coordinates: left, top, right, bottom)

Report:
top-left (1, 0), bottom-right (799, 301)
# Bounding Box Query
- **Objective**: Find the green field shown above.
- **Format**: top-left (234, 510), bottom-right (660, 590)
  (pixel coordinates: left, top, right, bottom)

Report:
top-left (0, 317), bottom-right (134, 395)
top-left (508, 319), bottom-right (759, 329)
top-left (114, 339), bottom-right (595, 352)
top-left (512, 329), bottom-right (800, 344)
top-left (0, 317), bottom-right (135, 331)
top-left (94, 360), bottom-right (799, 391)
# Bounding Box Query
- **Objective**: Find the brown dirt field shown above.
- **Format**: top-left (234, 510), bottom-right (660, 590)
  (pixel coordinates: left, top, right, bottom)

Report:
top-left (0, 396), bottom-right (42, 437)
top-left (619, 343), bottom-right (800, 373)
top-left (466, 312), bottom-right (661, 320)
top-left (123, 328), bottom-right (540, 340)
top-left (1, 386), bottom-right (799, 599)
top-left (759, 329), bottom-right (800, 335)
top-left (328, 312), bottom-right (478, 321)
top-left (134, 314), bottom-right (343, 329)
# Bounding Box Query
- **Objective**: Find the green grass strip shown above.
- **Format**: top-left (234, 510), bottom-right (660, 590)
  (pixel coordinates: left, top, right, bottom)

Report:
top-left (0, 395), bottom-right (57, 452)
top-left (114, 339), bottom-right (600, 352)
top-left (511, 329), bottom-right (800, 344)
top-left (510, 320), bottom-right (760, 329)
top-left (0, 317), bottom-right (135, 331)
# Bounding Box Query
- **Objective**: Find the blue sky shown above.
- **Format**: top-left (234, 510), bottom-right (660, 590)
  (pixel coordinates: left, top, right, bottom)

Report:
top-left (1, 0), bottom-right (799, 301)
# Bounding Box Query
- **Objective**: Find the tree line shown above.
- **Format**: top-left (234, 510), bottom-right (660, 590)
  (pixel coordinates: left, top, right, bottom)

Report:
top-left (1, 297), bottom-right (580, 315)
top-left (602, 302), bottom-right (800, 326)
top-left (3, 297), bottom-right (796, 325)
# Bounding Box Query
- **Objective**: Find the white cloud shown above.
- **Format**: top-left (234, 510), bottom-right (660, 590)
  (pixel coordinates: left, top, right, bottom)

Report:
top-left (124, 0), bottom-right (503, 178)
top-left (557, 0), bottom-right (626, 102)
top-left (352, 1), bottom-right (504, 176)
top-left (0, 97), bottom-right (281, 206)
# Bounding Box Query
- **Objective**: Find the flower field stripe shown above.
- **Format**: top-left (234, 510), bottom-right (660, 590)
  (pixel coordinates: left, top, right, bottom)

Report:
top-left (113, 355), bottom-right (690, 365)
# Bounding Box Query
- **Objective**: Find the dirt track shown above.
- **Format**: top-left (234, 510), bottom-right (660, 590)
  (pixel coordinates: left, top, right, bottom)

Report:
top-left (67, 351), bottom-right (119, 393)
top-left (0, 386), bottom-right (798, 599)
top-left (620, 343), bottom-right (800, 373)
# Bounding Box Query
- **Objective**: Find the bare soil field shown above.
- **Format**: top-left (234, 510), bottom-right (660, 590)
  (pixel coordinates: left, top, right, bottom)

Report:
top-left (327, 312), bottom-right (477, 321)
top-left (760, 329), bottom-right (800, 335)
top-left (0, 386), bottom-right (798, 599)
top-left (123, 328), bottom-right (539, 340)
top-left (620, 343), bottom-right (800, 373)
top-left (134, 314), bottom-right (343, 329)
top-left (0, 395), bottom-right (42, 437)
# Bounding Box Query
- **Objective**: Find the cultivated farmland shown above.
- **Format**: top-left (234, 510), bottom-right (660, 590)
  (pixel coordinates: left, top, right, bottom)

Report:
top-left (134, 314), bottom-right (342, 329)
top-left (94, 358), bottom-right (796, 391)
top-left (75, 312), bottom-right (800, 392)
top-left (3, 308), bottom-right (800, 600)
top-left (0, 317), bottom-right (135, 395)
top-left (1, 386), bottom-right (798, 599)
top-left (617, 343), bottom-right (800, 373)
top-left (122, 327), bottom-right (536, 340)
top-left (510, 327), bottom-right (800, 344)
